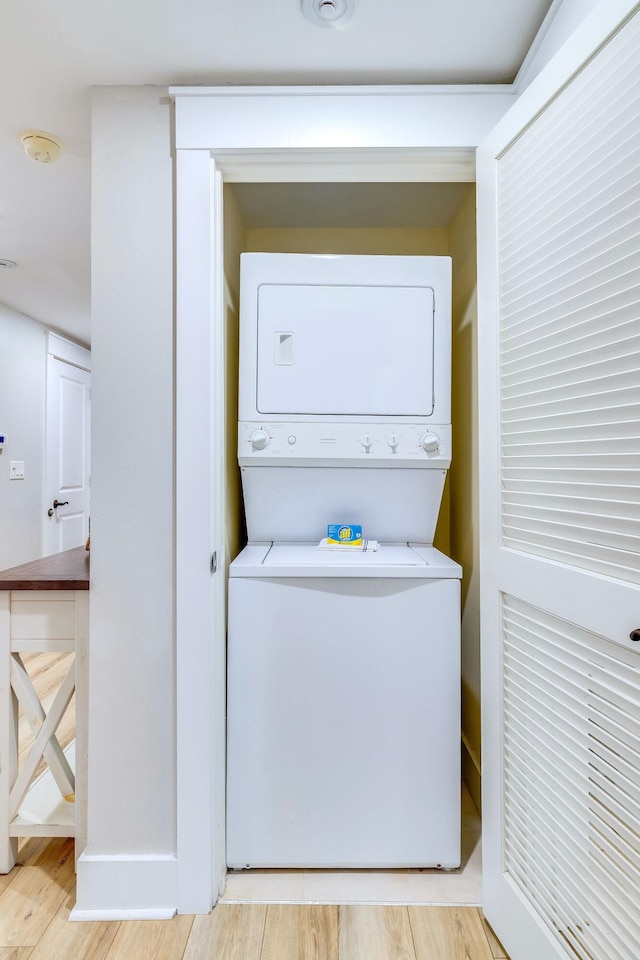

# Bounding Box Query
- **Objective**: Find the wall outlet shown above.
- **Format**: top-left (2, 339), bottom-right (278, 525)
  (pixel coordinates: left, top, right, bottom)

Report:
top-left (9, 461), bottom-right (25, 480)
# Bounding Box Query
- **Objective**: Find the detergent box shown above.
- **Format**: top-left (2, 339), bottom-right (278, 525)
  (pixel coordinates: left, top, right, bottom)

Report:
top-left (327, 524), bottom-right (363, 546)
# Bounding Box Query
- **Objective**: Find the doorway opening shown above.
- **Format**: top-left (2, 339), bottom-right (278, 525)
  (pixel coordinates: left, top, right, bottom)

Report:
top-left (217, 178), bottom-right (481, 904)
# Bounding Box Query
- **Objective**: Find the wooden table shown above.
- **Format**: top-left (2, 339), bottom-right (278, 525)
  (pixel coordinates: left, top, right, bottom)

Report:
top-left (0, 547), bottom-right (89, 872)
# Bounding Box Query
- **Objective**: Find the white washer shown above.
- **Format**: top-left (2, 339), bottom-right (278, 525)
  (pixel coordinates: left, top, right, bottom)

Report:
top-left (227, 253), bottom-right (461, 869)
top-left (227, 544), bottom-right (461, 869)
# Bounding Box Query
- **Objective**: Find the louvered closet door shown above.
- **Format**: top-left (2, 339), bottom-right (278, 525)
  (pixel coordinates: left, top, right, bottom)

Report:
top-left (477, 3), bottom-right (640, 959)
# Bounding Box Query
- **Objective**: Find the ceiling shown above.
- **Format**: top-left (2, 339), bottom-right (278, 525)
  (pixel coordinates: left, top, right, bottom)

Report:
top-left (0, 0), bottom-right (555, 346)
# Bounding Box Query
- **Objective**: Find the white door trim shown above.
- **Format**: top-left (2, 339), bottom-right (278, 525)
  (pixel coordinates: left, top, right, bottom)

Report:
top-left (46, 331), bottom-right (91, 371)
top-left (212, 148), bottom-right (478, 184)
top-left (170, 84), bottom-right (515, 155)
top-left (175, 149), bottom-right (219, 914)
top-left (173, 85), bottom-right (515, 914)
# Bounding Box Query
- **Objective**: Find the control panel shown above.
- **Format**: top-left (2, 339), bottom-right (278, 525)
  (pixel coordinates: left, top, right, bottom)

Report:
top-left (239, 421), bottom-right (452, 467)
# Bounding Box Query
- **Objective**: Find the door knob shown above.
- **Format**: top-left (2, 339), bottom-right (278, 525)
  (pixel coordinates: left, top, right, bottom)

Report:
top-left (630, 629), bottom-right (640, 642)
top-left (48, 499), bottom-right (69, 516)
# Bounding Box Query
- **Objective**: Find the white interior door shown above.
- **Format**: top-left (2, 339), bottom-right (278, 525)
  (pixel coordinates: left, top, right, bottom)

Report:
top-left (45, 333), bottom-right (91, 555)
top-left (478, 3), bottom-right (640, 959)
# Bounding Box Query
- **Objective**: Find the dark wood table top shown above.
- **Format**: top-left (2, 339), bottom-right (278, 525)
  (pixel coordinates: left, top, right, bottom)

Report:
top-left (0, 546), bottom-right (90, 591)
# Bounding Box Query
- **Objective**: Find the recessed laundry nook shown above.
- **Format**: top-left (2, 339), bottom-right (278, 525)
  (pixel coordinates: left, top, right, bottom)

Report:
top-left (211, 179), bottom-right (481, 904)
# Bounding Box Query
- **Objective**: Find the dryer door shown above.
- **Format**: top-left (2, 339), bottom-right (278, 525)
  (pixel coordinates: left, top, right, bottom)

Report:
top-left (256, 282), bottom-right (434, 417)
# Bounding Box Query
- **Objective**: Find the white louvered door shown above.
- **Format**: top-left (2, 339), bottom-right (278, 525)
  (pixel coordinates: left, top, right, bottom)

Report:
top-left (477, 3), bottom-right (640, 959)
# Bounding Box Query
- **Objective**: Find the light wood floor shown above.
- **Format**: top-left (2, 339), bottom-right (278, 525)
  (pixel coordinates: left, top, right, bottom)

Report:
top-left (0, 838), bottom-right (508, 960)
top-left (4, 654), bottom-right (509, 959)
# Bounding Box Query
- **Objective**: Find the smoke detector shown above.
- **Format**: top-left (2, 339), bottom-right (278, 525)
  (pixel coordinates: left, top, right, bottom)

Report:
top-left (19, 130), bottom-right (63, 163)
top-left (302, 0), bottom-right (356, 28)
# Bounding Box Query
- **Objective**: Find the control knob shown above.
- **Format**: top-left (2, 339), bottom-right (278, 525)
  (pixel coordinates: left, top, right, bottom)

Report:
top-left (250, 429), bottom-right (270, 451)
top-left (420, 432), bottom-right (440, 454)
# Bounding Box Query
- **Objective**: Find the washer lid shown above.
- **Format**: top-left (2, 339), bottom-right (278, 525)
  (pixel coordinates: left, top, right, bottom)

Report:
top-left (229, 542), bottom-right (462, 579)
top-left (266, 543), bottom-right (421, 567)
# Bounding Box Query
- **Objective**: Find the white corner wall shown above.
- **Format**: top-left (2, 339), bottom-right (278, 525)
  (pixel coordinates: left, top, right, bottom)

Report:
top-left (0, 306), bottom-right (47, 570)
top-left (75, 86), bottom-right (176, 918)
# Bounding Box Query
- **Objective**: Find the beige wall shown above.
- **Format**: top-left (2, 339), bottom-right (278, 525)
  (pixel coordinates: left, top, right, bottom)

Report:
top-left (223, 186), bottom-right (247, 566)
top-left (448, 184), bottom-right (481, 810)
top-left (246, 226), bottom-right (448, 257)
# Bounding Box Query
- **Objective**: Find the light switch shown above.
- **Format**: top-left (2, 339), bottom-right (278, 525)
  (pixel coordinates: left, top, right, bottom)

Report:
top-left (9, 461), bottom-right (25, 480)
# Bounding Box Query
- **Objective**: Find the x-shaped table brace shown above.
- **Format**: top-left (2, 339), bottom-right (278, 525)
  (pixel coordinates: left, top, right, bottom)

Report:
top-left (8, 652), bottom-right (76, 820)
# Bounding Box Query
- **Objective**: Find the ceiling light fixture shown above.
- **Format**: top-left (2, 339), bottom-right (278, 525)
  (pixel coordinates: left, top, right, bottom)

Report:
top-left (19, 130), bottom-right (63, 163)
top-left (0, 260), bottom-right (17, 269)
top-left (302, 0), bottom-right (356, 28)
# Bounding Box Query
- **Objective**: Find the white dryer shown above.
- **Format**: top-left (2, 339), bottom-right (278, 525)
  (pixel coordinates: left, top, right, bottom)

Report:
top-left (227, 253), bottom-right (461, 869)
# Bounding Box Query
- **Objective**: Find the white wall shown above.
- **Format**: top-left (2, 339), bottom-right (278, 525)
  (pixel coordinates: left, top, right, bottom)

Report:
top-left (0, 305), bottom-right (47, 570)
top-left (77, 86), bottom-right (176, 913)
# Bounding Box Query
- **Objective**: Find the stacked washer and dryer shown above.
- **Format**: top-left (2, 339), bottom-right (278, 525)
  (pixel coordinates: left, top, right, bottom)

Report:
top-left (227, 253), bottom-right (462, 870)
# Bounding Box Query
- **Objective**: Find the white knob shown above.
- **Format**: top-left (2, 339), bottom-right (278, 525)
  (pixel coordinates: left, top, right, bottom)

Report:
top-left (388, 434), bottom-right (399, 452)
top-left (420, 432), bottom-right (440, 454)
top-left (361, 434), bottom-right (373, 452)
top-left (250, 429), bottom-right (270, 451)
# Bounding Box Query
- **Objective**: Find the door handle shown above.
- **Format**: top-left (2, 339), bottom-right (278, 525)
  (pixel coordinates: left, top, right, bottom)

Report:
top-left (48, 499), bottom-right (69, 517)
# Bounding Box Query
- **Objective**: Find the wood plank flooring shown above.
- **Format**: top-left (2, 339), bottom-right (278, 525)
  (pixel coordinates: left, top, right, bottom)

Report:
top-left (2, 650), bottom-right (510, 960)
top-left (0, 840), bottom-right (508, 960)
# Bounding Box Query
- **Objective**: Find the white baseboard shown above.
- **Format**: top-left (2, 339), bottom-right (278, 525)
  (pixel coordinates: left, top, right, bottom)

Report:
top-left (69, 906), bottom-right (177, 921)
top-left (70, 852), bottom-right (178, 921)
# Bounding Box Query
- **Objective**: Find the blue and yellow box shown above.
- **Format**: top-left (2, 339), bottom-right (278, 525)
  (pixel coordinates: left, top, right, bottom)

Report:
top-left (327, 524), bottom-right (363, 545)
